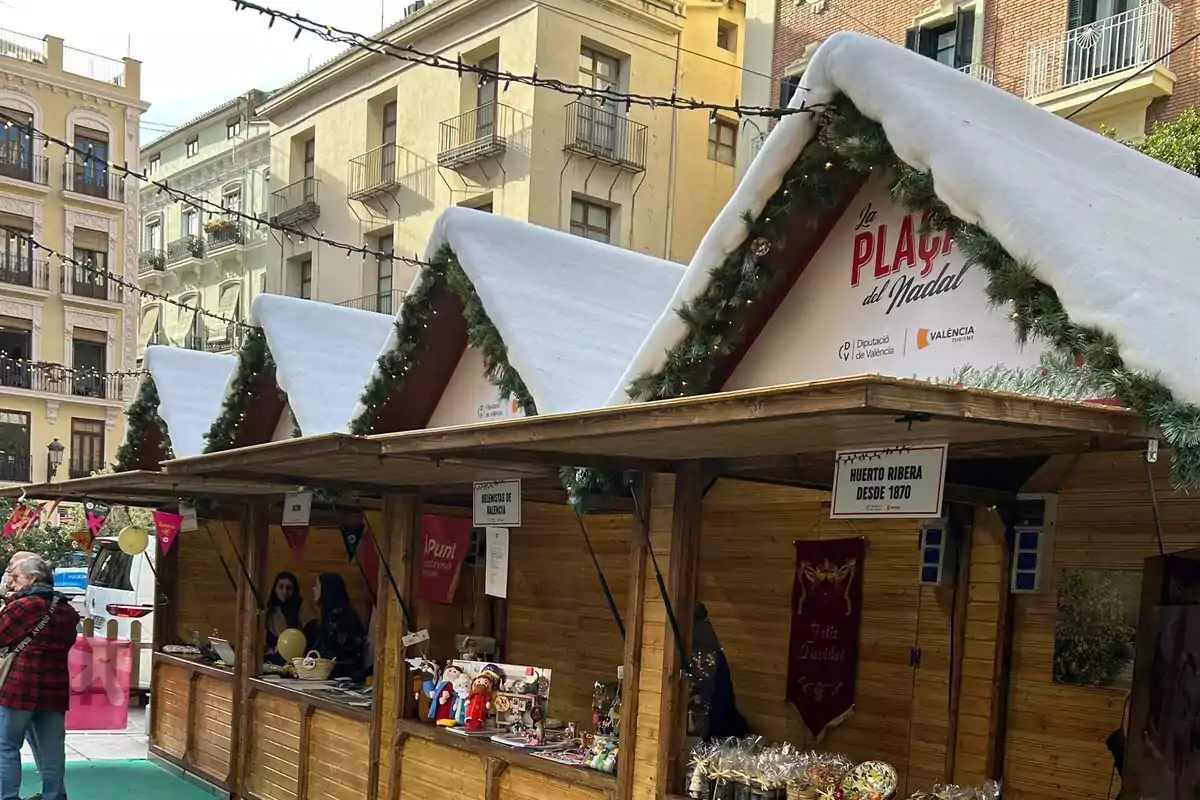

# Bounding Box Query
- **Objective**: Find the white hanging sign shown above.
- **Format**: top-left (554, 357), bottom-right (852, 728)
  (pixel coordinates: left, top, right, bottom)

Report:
top-left (179, 504), bottom-right (199, 532)
top-left (473, 479), bottom-right (522, 527)
top-left (831, 444), bottom-right (948, 519)
top-left (282, 491), bottom-right (314, 527)
top-left (484, 527), bottom-right (510, 598)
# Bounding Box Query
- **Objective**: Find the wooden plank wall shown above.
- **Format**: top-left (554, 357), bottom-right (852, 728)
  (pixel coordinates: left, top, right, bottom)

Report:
top-left (504, 504), bottom-right (630, 729)
top-left (192, 675), bottom-right (236, 780)
top-left (1003, 453), bottom-right (1200, 800)
top-left (151, 661), bottom-right (189, 757)
top-left (174, 521), bottom-right (242, 643)
top-left (698, 480), bottom-right (945, 796)
top-left (305, 710), bottom-right (373, 799)
top-left (246, 692), bottom-right (303, 800)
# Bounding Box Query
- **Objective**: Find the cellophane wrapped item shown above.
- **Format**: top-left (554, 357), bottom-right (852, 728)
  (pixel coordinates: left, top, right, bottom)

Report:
top-left (686, 738), bottom-right (856, 800)
top-left (909, 780), bottom-right (1001, 800)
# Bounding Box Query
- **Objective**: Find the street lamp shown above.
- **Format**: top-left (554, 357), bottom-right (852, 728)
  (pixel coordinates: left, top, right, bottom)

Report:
top-left (46, 438), bottom-right (64, 479)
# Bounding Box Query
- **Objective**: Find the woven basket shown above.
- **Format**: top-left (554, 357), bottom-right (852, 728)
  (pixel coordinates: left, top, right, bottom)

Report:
top-left (292, 650), bottom-right (335, 680)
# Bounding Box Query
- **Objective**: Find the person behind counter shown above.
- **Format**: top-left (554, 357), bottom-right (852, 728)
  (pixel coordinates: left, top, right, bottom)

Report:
top-left (304, 573), bottom-right (366, 680)
top-left (264, 571), bottom-right (308, 665)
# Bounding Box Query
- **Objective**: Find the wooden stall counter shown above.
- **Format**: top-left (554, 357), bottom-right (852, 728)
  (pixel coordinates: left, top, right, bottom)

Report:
top-left (243, 677), bottom-right (373, 800)
top-left (149, 652), bottom-right (236, 791)
top-left (391, 718), bottom-right (616, 800)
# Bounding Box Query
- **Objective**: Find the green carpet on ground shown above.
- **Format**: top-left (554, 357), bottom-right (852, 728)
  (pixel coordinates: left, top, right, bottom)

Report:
top-left (18, 760), bottom-right (215, 799)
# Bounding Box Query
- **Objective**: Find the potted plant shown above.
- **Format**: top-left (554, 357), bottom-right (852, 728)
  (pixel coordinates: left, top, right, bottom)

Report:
top-left (204, 218), bottom-right (236, 234)
top-left (186, 236), bottom-right (206, 259)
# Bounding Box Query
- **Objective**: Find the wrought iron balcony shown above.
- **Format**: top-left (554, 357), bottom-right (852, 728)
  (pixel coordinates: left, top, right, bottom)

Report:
top-left (271, 177), bottom-right (320, 225)
top-left (956, 62), bottom-right (996, 85)
top-left (0, 148), bottom-right (48, 186)
top-left (166, 235), bottom-right (206, 264)
top-left (205, 221), bottom-right (245, 250)
top-left (0, 452), bottom-right (30, 483)
top-left (563, 102), bottom-right (647, 172)
top-left (349, 144), bottom-right (405, 200)
top-left (0, 256), bottom-right (49, 290)
top-left (138, 249), bottom-right (166, 273)
top-left (0, 355), bottom-right (133, 399)
top-left (337, 289), bottom-right (407, 316)
top-left (63, 161), bottom-right (125, 202)
top-left (61, 266), bottom-right (123, 302)
top-left (438, 103), bottom-right (512, 169)
top-left (1025, 2), bottom-right (1173, 99)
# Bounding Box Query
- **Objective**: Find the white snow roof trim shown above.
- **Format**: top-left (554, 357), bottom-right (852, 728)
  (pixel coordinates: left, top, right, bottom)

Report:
top-left (424, 207), bottom-right (685, 416)
top-left (610, 31), bottom-right (1200, 407)
top-left (249, 294), bottom-right (397, 436)
top-left (141, 346), bottom-right (237, 459)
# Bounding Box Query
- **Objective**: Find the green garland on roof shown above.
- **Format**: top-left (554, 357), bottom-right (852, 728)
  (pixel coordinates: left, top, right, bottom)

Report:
top-left (113, 375), bottom-right (173, 472)
top-left (563, 95), bottom-right (1200, 508)
top-left (203, 326), bottom-right (274, 453)
top-left (940, 351), bottom-right (1116, 403)
top-left (351, 244), bottom-right (537, 435)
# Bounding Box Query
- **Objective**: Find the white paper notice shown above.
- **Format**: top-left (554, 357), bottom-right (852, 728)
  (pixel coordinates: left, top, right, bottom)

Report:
top-left (179, 504), bottom-right (199, 531)
top-left (282, 491), bottom-right (314, 527)
top-left (485, 527), bottom-right (510, 598)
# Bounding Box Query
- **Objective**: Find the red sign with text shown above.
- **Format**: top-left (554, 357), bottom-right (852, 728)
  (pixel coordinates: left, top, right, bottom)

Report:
top-left (418, 514), bottom-right (472, 604)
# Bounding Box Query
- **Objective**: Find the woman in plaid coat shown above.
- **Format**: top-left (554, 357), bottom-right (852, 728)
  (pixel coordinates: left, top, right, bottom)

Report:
top-left (0, 554), bottom-right (79, 800)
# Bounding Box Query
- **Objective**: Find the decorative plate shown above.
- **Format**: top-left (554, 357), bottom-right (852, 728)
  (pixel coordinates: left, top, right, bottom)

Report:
top-left (840, 761), bottom-right (897, 800)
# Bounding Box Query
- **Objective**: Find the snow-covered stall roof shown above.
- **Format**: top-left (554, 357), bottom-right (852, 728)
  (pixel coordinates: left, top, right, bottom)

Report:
top-left (610, 31), bottom-right (1200, 407)
top-left (140, 346), bottom-right (236, 458)
top-left (250, 294), bottom-right (397, 436)
top-left (352, 208), bottom-right (684, 430)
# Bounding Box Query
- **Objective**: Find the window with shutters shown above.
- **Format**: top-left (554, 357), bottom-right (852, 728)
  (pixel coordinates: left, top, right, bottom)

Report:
top-left (905, 5), bottom-right (979, 73)
top-left (779, 74), bottom-right (803, 108)
top-left (69, 418), bottom-right (105, 479)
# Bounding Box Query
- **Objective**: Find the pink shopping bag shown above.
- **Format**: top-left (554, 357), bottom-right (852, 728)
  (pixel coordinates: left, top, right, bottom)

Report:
top-left (66, 636), bottom-right (131, 731)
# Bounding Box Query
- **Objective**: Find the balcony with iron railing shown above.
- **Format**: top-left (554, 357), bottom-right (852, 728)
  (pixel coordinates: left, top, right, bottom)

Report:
top-left (61, 266), bottom-right (123, 303)
top-left (0, 452), bottom-right (30, 483)
top-left (349, 144), bottom-right (404, 200)
top-left (0, 145), bottom-right (48, 187)
top-left (205, 220), bottom-right (246, 251)
top-left (271, 177), bottom-right (320, 226)
top-left (0, 355), bottom-right (132, 399)
top-left (337, 289), bottom-right (407, 316)
top-left (1025, 2), bottom-right (1174, 108)
top-left (63, 161), bottom-right (125, 202)
top-left (138, 250), bottom-right (166, 274)
top-left (957, 62), bottom-right (996, 85)
top-left (563, 102), bottom-right (648, 172)
top-left (0, 29), bottom-right (46, 65)
top-left (166, 235), bottom-right (206, 264)
top-left (0, 256), bottom-right (50, 291)
top-left (438, 103), bottom-right (513, 169)
top-left (62, 44), bottom-right (126, 87)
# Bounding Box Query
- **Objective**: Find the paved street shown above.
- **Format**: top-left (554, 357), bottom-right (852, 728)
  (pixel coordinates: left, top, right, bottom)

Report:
top-left (21, 707), bottom-right (148, 764)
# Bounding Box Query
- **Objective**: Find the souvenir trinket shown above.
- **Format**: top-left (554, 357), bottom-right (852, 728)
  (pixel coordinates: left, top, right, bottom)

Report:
top-left (465, 664), bottom-right (503, 731)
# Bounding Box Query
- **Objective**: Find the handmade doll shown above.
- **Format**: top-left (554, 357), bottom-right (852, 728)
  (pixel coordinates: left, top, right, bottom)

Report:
top-left (407, 657), bottom-right (440, 721)
top-left (451, 675), bottom-right (471, 726)
top-left (430, 665), bottom-right (463, 725)
top-left (464, 664), bottom-right (502, 731)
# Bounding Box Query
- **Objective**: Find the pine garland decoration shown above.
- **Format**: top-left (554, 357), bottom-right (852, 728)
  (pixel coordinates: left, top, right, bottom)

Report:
top-left (564, 94), bottom-right (1200, 501)
top-left (940, 351), bottom-right (1116, 403)
top-left (114, 375), bottom-right (173, 472)
top-left (351, 244), bottom-right (537, 436)
top-left (203, 326), bottom-right (274, 453)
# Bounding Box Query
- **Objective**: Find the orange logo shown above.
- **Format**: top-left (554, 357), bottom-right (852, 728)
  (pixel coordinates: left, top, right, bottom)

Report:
top-left (511, 396), bottom-right (519, 414)
top-left (916, 328), bottom-right (931, 350)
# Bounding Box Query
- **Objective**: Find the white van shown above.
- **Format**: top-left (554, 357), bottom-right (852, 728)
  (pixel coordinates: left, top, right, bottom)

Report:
top-left (85, 537), bottom-right (155, 692)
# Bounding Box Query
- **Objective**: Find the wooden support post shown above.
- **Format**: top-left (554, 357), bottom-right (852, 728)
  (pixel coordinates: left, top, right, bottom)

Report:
top-left (297, 703), bottom-right (316, 800)
top-left (183, 671), bottom-right (200, 765)
top-left (380, 493), bottom-right (419, 800)
top-left (615, 476), bottom-right (650, 800)
top-left (950, 506), bottom-right (1013, 784)
top-left (629, 467), bottom-right (705, 800)
top-left (484, 756), bottom-right (509, 800)
top-left (231, 501), bottom-right (269, 799)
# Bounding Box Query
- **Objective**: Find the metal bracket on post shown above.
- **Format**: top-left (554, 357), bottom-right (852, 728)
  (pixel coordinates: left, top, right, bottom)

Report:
top-left (1146, 438), bottom-right (1159, 463)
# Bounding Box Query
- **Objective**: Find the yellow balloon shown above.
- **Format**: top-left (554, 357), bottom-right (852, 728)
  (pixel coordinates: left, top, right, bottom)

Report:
top-left (276, 628), bottom-right (307, 662)
top-left (117, 526), bottom-right (149, 556)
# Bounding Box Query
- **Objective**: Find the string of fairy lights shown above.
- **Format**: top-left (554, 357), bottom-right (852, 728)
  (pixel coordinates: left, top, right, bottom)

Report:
top-left (228, 0), bottom-right (821, 119)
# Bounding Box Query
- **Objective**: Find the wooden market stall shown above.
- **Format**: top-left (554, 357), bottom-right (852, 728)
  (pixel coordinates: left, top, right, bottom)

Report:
top-left (161, 376), bottom-right (1163, 800)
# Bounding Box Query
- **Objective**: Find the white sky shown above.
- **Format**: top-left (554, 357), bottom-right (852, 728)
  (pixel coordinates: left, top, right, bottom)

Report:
top-left (3, 0), bottom-right (399, 138)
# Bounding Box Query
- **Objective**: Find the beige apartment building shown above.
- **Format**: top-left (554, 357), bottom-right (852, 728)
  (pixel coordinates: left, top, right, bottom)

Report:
top-left (137, 90), bottom-right (272, 361)
top-left (256, 0), bottom-right (747, 308)
top-left (0, 29), bottom-right (145, 484)
top-left (769, 0), bottom-right (1196, 141)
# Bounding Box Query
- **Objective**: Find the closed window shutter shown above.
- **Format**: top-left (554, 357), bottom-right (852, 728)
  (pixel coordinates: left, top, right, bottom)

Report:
top-left (779, 74), bottom-right (801, 107)
top-left (905, 27), bottom-right (920, 51)
top-left (1067, 0), bottom-right (1085, 30)
top-left (954, 9), bottom-right (975, 68)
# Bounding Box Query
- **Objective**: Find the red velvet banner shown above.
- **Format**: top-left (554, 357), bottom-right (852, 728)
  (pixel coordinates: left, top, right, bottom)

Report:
top-left (418, 514), bottom-right (471, 604)
top-left (786, 536), bottom-right (865, 738)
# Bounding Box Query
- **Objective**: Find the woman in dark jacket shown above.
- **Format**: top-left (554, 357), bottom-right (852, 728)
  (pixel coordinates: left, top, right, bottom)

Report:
top-left (0, 554), bottom-right (79, 800)
top-left (264, 572), bottom-right (305, 664)
top-left (304, 574), bottom-right (366, 680)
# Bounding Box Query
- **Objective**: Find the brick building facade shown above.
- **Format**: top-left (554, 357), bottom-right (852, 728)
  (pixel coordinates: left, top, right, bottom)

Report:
top-left (772, 0), bottom-right (1198, 138)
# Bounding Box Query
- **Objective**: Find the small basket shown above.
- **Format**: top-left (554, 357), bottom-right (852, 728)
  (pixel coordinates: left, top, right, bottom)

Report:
top-left (292, 650), bottom-right (335, 681)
